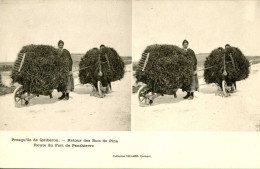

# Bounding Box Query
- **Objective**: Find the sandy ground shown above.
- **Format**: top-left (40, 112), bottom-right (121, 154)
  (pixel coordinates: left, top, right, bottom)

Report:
top-left (132, 63), bottom-right (260, 131)
top-left (0, 65), bottom-right (131, 131)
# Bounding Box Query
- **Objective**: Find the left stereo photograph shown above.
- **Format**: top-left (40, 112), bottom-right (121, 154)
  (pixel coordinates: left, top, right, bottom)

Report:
top-left (0, 0), bottom-right (132, 131)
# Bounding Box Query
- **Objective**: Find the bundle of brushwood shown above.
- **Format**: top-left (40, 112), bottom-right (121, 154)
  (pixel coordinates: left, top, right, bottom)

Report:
top-left (79, 47), bottom-right (125, 87)
top-left (135, 44), bottom-right (194, 94)
top-left (11, 45), bottom-right (70, 95)
top-left (204, 47), bottom-right (250, 87)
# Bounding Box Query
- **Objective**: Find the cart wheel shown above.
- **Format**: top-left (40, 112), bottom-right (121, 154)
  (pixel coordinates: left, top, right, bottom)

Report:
top-left (137, 85), bottom-right (153, 105)
top-left (97, 81), bottom-right (104, 98)
top-left (14, 86), bottom-right (29, 106)
top-left (222, 80), bottom-right (230, 97)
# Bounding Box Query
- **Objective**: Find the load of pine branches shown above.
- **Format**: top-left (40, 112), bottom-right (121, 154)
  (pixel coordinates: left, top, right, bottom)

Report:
top-left (79, 47), bottom-right (125, 86)
top-left (11, 45), bottom-right (70, 95)
top-left (204, 47), bottom-right (250, 87)
top-left (135, 44), bottom-right (194, 94)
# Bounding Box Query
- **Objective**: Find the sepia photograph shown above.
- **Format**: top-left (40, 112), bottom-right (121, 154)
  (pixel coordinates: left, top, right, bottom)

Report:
top-left (0, 0), bottom-right (132, 131)
top-left (0, 0), bottom-right (260, 168)
top-left (132, 0), bottom-right (260, 131)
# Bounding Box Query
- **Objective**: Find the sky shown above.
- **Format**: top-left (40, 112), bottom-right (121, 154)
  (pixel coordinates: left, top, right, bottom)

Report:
top-left (133, 0), bottom-right (260, 61)
top-left (1, 0), bottom-right (260, 62)
top-left (0, 0), bottom-right (132, 62)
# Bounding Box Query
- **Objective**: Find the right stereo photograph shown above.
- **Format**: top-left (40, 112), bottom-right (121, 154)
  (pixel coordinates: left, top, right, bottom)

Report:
top-left (132, 0), bottom-right (260, 131)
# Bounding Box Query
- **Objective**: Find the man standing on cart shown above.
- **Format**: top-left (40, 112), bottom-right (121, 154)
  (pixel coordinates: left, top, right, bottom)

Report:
top-left (57, 40), bottom-right (74, 100)
top-left (182, 39), bottom-right (199, 100)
